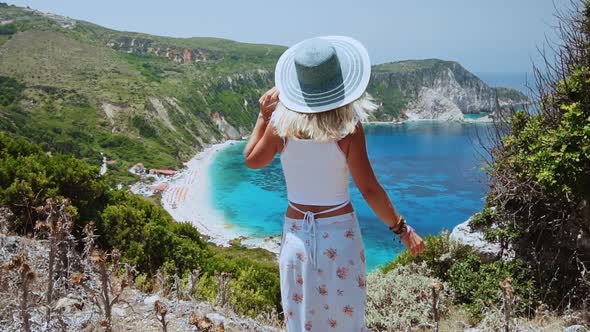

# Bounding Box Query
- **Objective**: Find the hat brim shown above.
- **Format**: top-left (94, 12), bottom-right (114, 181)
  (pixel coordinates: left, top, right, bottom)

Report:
top-left (275, 36), bottom-right (371, 113)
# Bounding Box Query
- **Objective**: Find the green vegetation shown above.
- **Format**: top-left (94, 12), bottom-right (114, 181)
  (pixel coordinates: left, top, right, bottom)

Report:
top-left (385, 230), bottom-right (537, 323)
top-left (366, 263), bottom-right (453, 331)
top-left (495, 86), bottom-right (529, 102)
top-left (382, 231), bottom-right (475, 280)
top-left (470, 1), bottom-right (590, 309)
top-left (366, 80), bottom-right (408, 120)
top-left (0, 6), bottom-right (280, 183)
top-left (0, 132), bottom-right (281, 317)
top-left (448, 255), bottom-right (536, 320)
top-left (0, 23), bottom-right (15, 35)
top-left (383, 1), bottom-right (590, 324)
top-left (372, 59), bottom-right (458, 74)
top-left (367, 59), bottom-right (529, 121)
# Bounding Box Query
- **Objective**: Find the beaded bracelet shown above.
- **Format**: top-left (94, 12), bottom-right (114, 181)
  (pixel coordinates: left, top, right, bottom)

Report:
top-left (388, 215), bottom-right (407, 235)
top-left (400, 225), bottom-right (414, 240)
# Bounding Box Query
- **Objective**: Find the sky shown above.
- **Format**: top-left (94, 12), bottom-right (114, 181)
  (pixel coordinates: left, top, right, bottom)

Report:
top-left (9, 0), bottom-right (567, 74)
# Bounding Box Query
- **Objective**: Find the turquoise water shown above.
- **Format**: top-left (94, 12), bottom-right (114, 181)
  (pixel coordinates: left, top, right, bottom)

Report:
top-left (464, 113), bottom-right (488, 120)
top-left (210, 121), bottom-right (491, 271)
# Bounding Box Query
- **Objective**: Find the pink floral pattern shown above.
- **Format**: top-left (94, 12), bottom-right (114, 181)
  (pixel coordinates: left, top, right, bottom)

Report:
top-left (296, 274), bottom-right (304, 285)
top-left (336, 266), bottom-right (349, 280)
top-left (292, 292), bottom-right (303, 304)
top-left (343, 305), bottom-right (354, 317)
top-left (296, 252), bottom-right (306, 262)
top-left (279, 214), bottom-right (368, 331)
top-left (328, 318), bottom-right (338, 328)
top-left (290, 222), bottom-right (302, 232)
top-left (344, 228), bottom-right (355, 239)
top-left (324, 247), bottom-right (337, 261)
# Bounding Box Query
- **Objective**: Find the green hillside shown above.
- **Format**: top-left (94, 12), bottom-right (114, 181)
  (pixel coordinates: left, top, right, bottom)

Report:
top-left (369, 59), bottom-right (528, 120)
top-left (0, 4), bottom-right (528, 182)
top-left (373, 58), bottom-right (458, 74)
top-left (0, 4), bottom-right (284, 183)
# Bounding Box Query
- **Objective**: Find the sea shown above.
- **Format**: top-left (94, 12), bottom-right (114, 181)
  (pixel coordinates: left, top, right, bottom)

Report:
top-left (209, 73), bottom-right (530, 271)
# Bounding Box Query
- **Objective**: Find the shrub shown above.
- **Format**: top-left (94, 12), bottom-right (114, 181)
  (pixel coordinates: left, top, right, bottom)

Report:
top-left (448, 255), bottom-right (537, 321)
top-left (382, 230), bottom-right (475, 281)
top-left (478, 1), bottom-right (590, 308)
top-left (229, 264), bottom-right (281, 317)
top-left (366, 263), bottom-right (453, 331)
top-left (0, 133), bottom-right (282, 318)
top-left (0, 24), bottom-right (16, 35)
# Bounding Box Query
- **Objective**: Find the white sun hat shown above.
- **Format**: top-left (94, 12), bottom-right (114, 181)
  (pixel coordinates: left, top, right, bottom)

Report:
top-left (274, 35), bottom-right (372, 113)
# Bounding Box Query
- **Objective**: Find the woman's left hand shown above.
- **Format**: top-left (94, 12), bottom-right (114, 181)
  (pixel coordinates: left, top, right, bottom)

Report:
top-left (259, 87), bottom-right (280, 120)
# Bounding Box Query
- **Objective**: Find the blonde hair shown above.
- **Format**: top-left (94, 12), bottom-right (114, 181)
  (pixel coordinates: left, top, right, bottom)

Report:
top-left (270, 93), bottom-right (378, 142)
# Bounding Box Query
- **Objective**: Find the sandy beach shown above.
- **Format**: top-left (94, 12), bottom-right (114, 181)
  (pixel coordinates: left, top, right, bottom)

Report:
top-left (159, 140), bottom-right (282, 254)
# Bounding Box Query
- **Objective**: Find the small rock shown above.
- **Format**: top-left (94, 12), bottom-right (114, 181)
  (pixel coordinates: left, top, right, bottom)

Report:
top-left (1, 235), bottom-right (20, 253)
top-left (564, 325), bottom-right (589, 332)
top-left (143, 294), bottom-right (161, 305)
top-left (54, 295), bottom-right (84, 312)
top-left (112, 307), bottom-right (126, 316)
top-left (207, 312), bottom-right (226, 325)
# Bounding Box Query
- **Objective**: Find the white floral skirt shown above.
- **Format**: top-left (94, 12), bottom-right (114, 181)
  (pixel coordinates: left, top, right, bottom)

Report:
top-left (279, 212), bottom-right (370, 331)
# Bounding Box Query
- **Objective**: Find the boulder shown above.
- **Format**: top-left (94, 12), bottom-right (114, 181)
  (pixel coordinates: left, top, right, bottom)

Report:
top-left (450, 217), bottom-right (501, 262)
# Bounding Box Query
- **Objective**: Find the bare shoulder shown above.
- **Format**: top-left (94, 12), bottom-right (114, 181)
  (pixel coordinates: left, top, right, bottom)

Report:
top-left (337, 122), bottom-right (364, 157)
top-left (264, 122), bottom-right (285, 153)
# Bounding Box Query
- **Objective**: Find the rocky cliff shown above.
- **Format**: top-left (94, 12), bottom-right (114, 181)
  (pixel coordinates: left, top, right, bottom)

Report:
top-left (0, 5), bottom-right (281, 182)
top-left (368, 59), bottom-right (529, 121)
top-left (0, 4), bottom-right (527, 182)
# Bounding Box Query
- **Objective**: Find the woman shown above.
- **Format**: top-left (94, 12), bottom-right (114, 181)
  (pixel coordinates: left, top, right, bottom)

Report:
top-left (243, 36), bottom-right (425, 331)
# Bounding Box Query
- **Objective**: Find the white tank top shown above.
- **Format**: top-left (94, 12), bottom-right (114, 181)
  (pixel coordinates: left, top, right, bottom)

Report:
top-left (280, 138), bottom-right (350, 206)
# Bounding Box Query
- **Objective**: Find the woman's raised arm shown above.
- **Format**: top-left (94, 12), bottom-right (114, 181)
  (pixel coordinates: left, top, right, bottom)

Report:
top-left (243, 87), bottom-right (282, 169)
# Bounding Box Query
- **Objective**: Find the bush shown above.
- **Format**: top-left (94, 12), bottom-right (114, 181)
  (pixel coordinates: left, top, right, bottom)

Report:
top-left (366, 263), bottom-right (453, 331)
top-left (0, 132), bottom-right (107, 232)
top-left (478, 1), bottom-right (590, 308)
top-left (382, 230), bottom-right (475, 280)
top-left (0, 132), bottom-right (282, 318)
top-left (448, 255), bottom-right (537, 321)
top-left (0, 24), bottom-right (16, 35)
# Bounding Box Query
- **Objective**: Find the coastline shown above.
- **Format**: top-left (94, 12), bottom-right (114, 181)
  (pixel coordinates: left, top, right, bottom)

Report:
top-left (159, 140), bottom-right (282, 254)
top-left (150, 117), bottom-right (493, 256)
top-left (363, 116), bottom-right (494, 125)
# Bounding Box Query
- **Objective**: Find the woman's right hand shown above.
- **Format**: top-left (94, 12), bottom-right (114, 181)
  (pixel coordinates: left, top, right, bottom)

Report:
top-left (259, 86), bottom-right (280, 120)
top-left (401, 231), bottom-right (426, 256)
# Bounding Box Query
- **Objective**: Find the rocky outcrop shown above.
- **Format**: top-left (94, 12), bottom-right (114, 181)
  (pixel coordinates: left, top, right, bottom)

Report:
top-left (405, 87), bottom-right (465, 120)
top-left (368, 59), bottom-right (529, 121)
top-left (450, 217), bottom-right (502, 262)
top-left (211, 112), bottom-right (240, 139)
top-left (0, 233), bottom-right (282, 332)
top-left (106, 36), bottom-right (219, 64)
